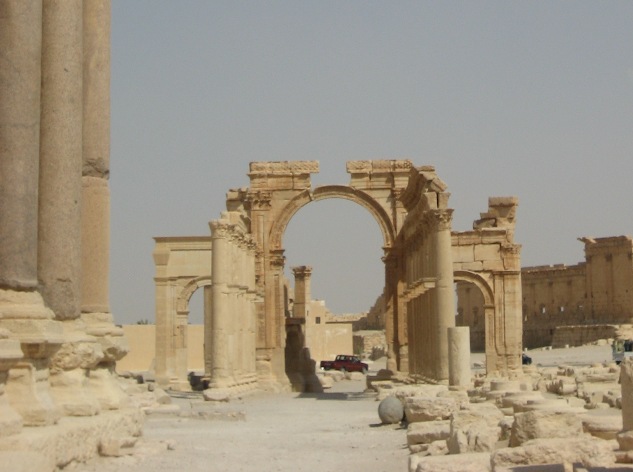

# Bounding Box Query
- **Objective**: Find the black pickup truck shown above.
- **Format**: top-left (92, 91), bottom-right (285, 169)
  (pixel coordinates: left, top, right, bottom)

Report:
top-left (320, 355), bottom-right (368, 374)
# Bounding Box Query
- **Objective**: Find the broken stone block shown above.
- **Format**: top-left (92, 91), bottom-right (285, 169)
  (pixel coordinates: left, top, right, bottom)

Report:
top-left (509, 410), bottom-right (584, 446)
top-left (407, 420), bottom-right (450, 446)
top-left (410, 451), bottom-right (492, 472)
top-left (492, 436), bottom-right (615, 470)
top-left (404, 396), bottom-right (460, 423)
top-left (99, 436), bottom-right (138, 457)
top-left (582, 413), bottom-right (622, 440)
top-left (153, 387), bottom-right (171, 405)
top-left (448, 402), bottom-right (503, 454)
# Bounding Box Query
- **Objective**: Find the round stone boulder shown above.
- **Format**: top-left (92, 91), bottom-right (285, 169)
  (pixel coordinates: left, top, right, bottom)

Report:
top-left (378, 395), bottom-right (404, 424)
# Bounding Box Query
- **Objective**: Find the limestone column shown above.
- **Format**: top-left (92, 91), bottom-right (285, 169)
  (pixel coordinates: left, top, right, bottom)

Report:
top-left (209, 219), bottom-right (232, 389)
top-left (292, 266), bottom-right (312, 319)
top-left (38, 0), bottom-right (103, 417)
top-left (0, 0), bottom-right (64, 426)
top-left (203, 285), bottom-right (213, 383)
top-left (80, 0), bottom-right (128, 409)
top-left (430, 209), bottom-right (456, 381)
top-left (617, 358), bottom-right (633, 451)
top-left (448, 327), bottom-right (471, 387)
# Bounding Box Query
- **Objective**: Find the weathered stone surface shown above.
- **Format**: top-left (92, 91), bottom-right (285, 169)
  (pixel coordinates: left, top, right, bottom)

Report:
top-left (318, 374), bottom-right (334, 389)
top-left (448, 402), bottom-right (504, 454)
top-left (407, 420), bottom-right (450, 446)
top-left (410, 451), bottom-right (492, 472)
top-left (509, 410), bottom-right (584, 447)
top-left (0, 451), bottom-right (54, 472)
top-left (404, 396), bottom-right (460, 423)
top-left (99, 436), bottom-right (138, 457)
top-left (153, 387), bottom-right (171, 405)
top-left (491, 436), bottom-right (615, 470)
top-left (203, 388), bottom-right (231, 402)
top-left (582, 413), bottom-right (622, 440)
top-left (0, 409), bottom-right (142, 470)
top-left (378, 395), bottom-right (404, 424)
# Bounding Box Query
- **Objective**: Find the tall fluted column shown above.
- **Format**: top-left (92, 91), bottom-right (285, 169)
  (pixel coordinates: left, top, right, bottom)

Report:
top-left (0, 0), bottom-right (64, 427)
top-left (209, 219), bottom-right (231, 388)
top-left (39, 0), bottom-right (102, 417)
top-left (430, 209), bottom-right (456, 381)
top-left (81, 0), bottom-right (127, 409)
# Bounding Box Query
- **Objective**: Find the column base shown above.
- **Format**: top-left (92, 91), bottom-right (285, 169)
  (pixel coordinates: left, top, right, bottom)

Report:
top-left (88, 364), bottom-right (129, 410)
top-left (6, 358), bottom-right (61, 426)
top-left (50, 368), bottom-right (101, 416)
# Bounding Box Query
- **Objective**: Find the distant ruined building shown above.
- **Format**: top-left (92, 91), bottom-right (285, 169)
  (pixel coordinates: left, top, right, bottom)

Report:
top-left (457, 236), bottom-right (633, 350)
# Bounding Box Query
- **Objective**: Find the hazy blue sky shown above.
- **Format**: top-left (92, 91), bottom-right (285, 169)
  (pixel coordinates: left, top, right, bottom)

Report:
top-left (110, 1), bottom-right (633, 325)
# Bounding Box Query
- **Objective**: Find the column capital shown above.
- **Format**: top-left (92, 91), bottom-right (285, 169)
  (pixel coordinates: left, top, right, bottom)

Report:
top-left (209, 219), bottom-right (231, 239)
top-left (291, 265), bottom-right (312, 278)
top-left (269, 249), bottom-right (285, 269)
top-left (425, 209), bottom-right (454, 231)
top-left (246, 190), bottom-right (272, 210)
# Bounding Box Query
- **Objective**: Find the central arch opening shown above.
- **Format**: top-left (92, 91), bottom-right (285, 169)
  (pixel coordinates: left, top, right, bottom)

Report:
top-left (281, 197), bottom-right (387, 392)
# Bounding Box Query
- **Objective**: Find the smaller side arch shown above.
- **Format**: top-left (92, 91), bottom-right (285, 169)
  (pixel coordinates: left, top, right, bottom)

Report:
top-left (176, 275), bottom-right (212, 314)
top-left (453, 270), bottom-right (494, 307)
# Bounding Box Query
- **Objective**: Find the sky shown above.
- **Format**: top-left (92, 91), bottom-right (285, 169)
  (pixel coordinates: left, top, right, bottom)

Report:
top-left (109, 1), bottom-right (633, 325)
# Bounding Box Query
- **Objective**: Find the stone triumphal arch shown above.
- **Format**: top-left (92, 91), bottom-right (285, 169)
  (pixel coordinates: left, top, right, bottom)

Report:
top-left (154, 160), bottom-right (523, 392)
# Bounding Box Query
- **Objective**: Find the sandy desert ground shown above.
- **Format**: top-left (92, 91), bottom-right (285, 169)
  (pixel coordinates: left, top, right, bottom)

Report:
top-left (76, 344), bottom-right (615, 472)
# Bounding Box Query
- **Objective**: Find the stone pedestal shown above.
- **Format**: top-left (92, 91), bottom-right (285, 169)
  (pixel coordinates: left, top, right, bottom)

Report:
top-left (0, 290), bottom-right (64, 426)
top-left (0, 330), bottom-right (23, 437)
top-left (49, 320), bottom-right (103, 416)
top-left (82, 313), bottom-right (128, 410)
top-left (617, 358), bottom-right (633, 451)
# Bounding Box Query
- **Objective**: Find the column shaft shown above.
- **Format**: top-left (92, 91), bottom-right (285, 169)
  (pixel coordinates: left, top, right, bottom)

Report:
top-left (39, 0), bottom-right (83, 319)
top-left (0, 0), bottom-right (43, 289)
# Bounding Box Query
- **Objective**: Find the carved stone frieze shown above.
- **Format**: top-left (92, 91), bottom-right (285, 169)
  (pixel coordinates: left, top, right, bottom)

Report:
top-left (249, 161), bottom-right (319, 175)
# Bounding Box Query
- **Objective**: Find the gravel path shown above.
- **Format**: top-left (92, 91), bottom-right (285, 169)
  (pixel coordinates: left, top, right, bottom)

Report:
top-left (80, 376), bottom-right (409, 472)
top-left (79, 345), bottom-right (616, 472)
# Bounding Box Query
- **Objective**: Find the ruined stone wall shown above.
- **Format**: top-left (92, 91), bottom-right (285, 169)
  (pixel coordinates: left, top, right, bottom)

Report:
top-left (522, 236), bottom-right (633, 347)
top-left (460, 236), bottom-right (633, 348)
top-left (452, 197), bottom-right (523, 375)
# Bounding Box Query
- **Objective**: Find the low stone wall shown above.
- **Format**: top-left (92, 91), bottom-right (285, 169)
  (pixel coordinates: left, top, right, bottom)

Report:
top-left (353, 330), bottom-right (386, 359)
top-left (551, 325), bottom-right (618, 348)
top-left (117, 325), bottom-right (205, 374)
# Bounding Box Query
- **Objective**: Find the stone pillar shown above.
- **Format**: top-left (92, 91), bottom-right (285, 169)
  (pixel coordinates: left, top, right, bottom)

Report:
top-left (383, 252), bottom-right (398, 372)
top-left (0, 0), bottom-right (64, 426)
top-left (448, 327), bottom-right (471, 387)
top-left (209, 219), bottom-right (231, 389)
top-left (38, 0), bottom-right (83, 319)
top-left (81, 0), bottom-right (128, 409)
top-left (203, 285), bottom-right (213, 382)
top-left (431, 209), bottom-right (456, 381)
top-left (291, 266), bottom-right (312, 319)
top-left (39, 0), bottom-right (103, 417)
top-left (153, 243), bottom-right (173, 387)
top-left (617, 358), bottom-right (633, 450)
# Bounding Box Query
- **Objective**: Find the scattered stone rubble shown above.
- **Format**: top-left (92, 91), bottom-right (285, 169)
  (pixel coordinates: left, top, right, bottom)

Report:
top-left (367, 351), bottom-right (633, 472)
